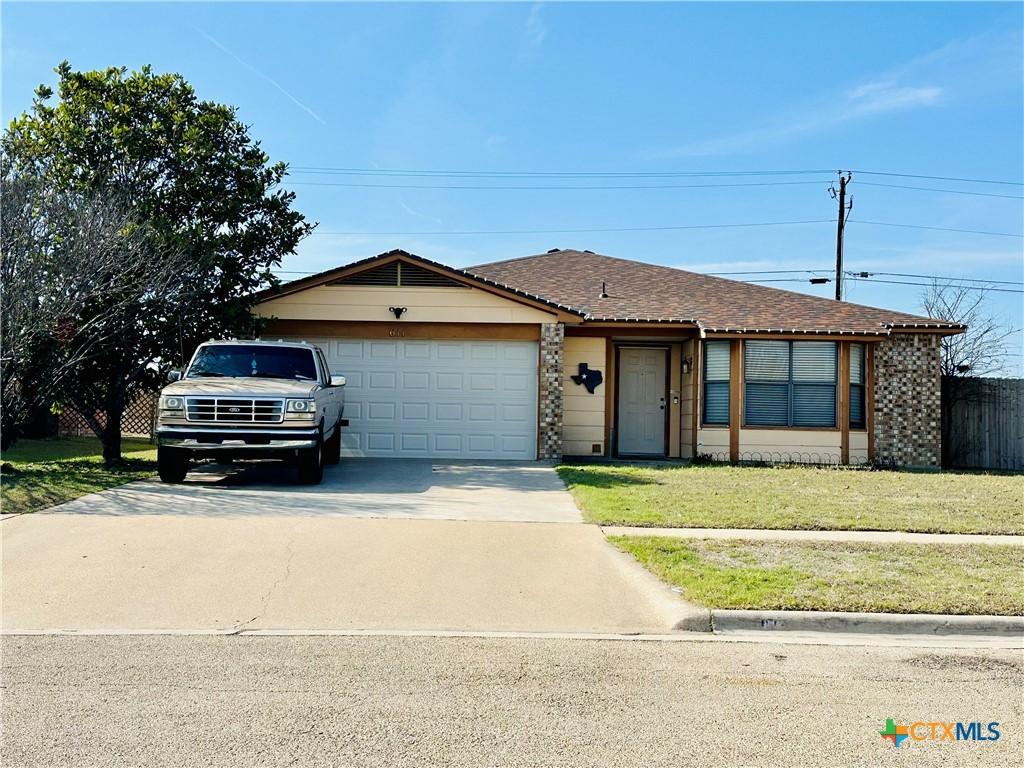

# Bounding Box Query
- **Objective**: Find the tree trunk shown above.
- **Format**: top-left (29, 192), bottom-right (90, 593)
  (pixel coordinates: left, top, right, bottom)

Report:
top-left (101, 406), bottom-right (123, 465)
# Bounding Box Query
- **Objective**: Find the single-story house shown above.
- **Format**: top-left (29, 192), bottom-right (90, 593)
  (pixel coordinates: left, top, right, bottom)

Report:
top-left (254, 248), bottom-right (964, 467)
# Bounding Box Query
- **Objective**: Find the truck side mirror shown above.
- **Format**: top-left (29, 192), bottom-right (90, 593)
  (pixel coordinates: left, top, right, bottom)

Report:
top-left (167, 369), bottom-right (182, 383)
top-left (330, 375), bottom-right (346, 387)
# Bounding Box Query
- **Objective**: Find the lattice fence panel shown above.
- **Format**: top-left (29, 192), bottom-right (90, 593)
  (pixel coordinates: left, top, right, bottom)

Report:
top-left (58, 393), bottom-right (157, 439)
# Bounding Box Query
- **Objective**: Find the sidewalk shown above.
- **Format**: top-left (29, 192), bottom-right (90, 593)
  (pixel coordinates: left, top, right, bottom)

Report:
top-left (600, 525), bottom-right (1024, 547)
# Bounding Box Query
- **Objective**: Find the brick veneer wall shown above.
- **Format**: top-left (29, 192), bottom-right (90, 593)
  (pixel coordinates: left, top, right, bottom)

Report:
top-left (538, 323), bottom-right (565, 460)
top-left (872, 333), bottom-right (942, 467)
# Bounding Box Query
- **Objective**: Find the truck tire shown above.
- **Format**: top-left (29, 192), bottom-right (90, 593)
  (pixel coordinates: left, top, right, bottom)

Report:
top-left (297, 435), bottom-right (324, 484)
top-left (157, 446), bottom-right (189, 483)
top-left (324, 424), bottom-right (342, 465)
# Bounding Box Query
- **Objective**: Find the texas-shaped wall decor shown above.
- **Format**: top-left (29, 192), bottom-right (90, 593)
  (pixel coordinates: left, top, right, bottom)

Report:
top-left (570, 363), bottom-right (603, 394)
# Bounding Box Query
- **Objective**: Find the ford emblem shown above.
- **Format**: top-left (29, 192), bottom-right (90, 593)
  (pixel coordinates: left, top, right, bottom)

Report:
top-left (228, 407), bottom-right (240, 413)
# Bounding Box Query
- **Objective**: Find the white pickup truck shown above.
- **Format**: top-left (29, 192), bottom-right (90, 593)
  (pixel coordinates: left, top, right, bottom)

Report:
top-left (156, 340), bottom-right (346, 484)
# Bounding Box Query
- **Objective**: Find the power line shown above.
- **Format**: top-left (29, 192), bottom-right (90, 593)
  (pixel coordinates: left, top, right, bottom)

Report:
top-left (863, 271), bottom-right (1024, 287)
top-left (290, 166), bottom-right (834, 179)
top-left (306, 218), bottom-right (1021, 238)
top-left (853, 221), bottom-right (1023, 238)
top-left (850, 170), bottom-right (1024, 187)
top-left (856, 181), bottom-right (1024, 200)
top-left (708, 269), bottom-right (830, 275)
top-left (848, 276), bottom-right (1023, 294)
top-left (288, 179), bottom-right (833, 191)
top-left (289, 164), bottom-right (1024, 186)
top-left (309, 219), bottom-right (834, 236)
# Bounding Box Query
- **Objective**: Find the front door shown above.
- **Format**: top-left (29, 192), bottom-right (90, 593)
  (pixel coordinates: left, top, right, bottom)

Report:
top-left (617, 347), bottom-right (667, 456)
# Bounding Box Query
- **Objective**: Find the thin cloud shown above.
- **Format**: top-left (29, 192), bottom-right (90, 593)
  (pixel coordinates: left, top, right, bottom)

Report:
top-left (845, 80), bottom-right (942, 115)
top-left (196, 28), bottom-right (326, 125)
top-left (519, 3), bottom-right (547, 61)
top-left (398, 199), bottom-right (443, 225)
top-left (655, 31), bottom-right (1023, 158)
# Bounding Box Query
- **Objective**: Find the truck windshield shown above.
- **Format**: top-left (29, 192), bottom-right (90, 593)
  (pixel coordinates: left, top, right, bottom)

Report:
top-left (187, 345), bottom-right (318, 381)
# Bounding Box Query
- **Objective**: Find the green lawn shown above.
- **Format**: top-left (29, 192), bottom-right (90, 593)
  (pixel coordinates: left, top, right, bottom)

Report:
top-left (611, 536), bottom-right (1024, 615)
top-left (559, 464), bottom-right (1024, 535)
top-left (1, 437), bottom-right (157, 514)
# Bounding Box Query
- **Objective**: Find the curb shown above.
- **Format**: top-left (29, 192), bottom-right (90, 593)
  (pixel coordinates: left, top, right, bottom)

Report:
top-left (600, 539), bottom-right (712, 632)
top-left (709, 609), bottom-right (1024, 637)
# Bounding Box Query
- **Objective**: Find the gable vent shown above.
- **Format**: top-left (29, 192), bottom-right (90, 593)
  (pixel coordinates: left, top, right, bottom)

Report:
top-left (331, 261), bottom-right (399, 286)
top-left (329, 260), bottom-right (465, 288)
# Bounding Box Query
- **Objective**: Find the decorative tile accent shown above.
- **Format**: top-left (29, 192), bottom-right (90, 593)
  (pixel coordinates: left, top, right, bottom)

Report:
top-left (538, 323), bottom-right (564, 459)
top-left (873, 333), bottom-right (942, 468)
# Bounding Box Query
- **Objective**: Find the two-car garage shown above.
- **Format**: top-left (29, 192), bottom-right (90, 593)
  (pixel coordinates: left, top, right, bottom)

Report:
top-left (315, 339), bottom-right (540, 460)
top-left (303, 338), bottom-right (539, 460)
top-left (257, 251), bottom-right (570, 461)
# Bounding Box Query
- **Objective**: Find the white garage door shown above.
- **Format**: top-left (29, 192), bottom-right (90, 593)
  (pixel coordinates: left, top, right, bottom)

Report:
top-left (314, 338), bottom-right (538, 459)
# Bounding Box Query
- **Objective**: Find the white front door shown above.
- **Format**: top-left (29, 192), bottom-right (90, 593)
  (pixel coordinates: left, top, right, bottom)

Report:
top-left (308, 338), bottom-right (539, 460)
top-left (617, 347), bottom-right (667, 456)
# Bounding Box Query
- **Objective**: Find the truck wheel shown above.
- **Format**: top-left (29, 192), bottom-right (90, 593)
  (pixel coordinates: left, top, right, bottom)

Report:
top-left (324, 425), bottom-right (341, 465)
top-left (157, 446), bottom-right (189, 483)
top-left (297, 436), bottom-right (324, 484)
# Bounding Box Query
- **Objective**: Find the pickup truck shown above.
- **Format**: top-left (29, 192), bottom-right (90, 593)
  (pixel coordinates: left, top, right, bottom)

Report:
top-left (156, 340), bottom-right (346, 485)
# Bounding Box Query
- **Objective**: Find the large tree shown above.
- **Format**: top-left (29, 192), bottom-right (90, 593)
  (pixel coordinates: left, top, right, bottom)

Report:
top-left (3, 62), bottom-right (313, 461)
top-left (1, 164), bottom-right (190, 449)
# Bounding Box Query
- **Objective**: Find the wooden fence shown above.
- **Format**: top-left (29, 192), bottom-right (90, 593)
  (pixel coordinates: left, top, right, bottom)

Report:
top-left (943, 377), bottom-right (1024, 471)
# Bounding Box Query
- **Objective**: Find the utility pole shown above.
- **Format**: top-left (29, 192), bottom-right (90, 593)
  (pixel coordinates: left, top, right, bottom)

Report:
top-left (830, 171), bottom-right (853, 300)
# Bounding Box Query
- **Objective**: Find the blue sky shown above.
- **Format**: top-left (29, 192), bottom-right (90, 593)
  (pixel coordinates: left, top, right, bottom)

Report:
top-left (4, 2), bottom-right (1022, 371)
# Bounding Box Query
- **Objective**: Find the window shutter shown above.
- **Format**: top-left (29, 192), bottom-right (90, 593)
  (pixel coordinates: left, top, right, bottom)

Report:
top-left (850, 344), bottom-right (864, 385)
top-left (792, 384), bottom-right (837, 427)
top-left (745, 383), bottom-right (790, 425)
top-left (704, 341), bottom-right (731, 381)
top-left (704, 382), bottom-right (730, 425)
top-left (702, 341), bottom-right (731, 426)
top-left (792, 342), bottom-right (837, 382)
top-left (849, 343), bottom-right (866, 428)
top-left (744, 341), bottom-right (790, 380)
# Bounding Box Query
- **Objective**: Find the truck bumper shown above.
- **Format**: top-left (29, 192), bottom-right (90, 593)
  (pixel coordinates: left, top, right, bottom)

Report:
top-left (156, 425), bottom-right (319, 451)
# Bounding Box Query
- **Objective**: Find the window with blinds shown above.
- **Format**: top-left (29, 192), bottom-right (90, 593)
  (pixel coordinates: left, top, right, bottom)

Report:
top-left (702, 341), bottom-right (731, 426)
top-left (743, 341), bottom-right (837, 428)
top-left (849, 343), bottom-right (866, 429)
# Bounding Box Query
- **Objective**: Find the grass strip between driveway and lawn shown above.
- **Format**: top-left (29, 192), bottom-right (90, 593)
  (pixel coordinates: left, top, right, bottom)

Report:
top-left (1, 437), bottom-right (157, 515)
top-left (559, 464), bottom-right (1024, 535)
top-left (611, 536), bottom-right (1024, 616)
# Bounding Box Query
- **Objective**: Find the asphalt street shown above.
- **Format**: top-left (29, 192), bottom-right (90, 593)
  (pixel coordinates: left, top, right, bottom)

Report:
top-left (3, 634), bottom-right (1022, 767)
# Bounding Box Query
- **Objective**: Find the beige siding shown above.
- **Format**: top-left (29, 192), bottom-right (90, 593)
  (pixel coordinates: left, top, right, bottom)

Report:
top-left (696, 427), bottom-right (730, 460)
top-left (563, 336), bottom-right (606, 456)
top-left (739, 429), bottom-right (842, 464)
top-left (850, 430), bottom-right (869, 465)
top-left (256, 285), bottom-right (557, 324)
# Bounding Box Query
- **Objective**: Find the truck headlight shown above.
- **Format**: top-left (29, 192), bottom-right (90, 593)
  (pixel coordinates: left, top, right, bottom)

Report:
top-left (286, 399), bottom-right (315, 413)
top-left (160, 396), bottom-right (184, 412)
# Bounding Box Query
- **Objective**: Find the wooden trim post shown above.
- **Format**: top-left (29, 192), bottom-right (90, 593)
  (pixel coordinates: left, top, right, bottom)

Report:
top-left (729, 339), bottom-right (742, 463)
top-left (839, 342), bottom-right (850, 464)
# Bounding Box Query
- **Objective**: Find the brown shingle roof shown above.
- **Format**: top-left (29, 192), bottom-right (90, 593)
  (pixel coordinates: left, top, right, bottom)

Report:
top-left (469, 249), bottom-right (964, 335)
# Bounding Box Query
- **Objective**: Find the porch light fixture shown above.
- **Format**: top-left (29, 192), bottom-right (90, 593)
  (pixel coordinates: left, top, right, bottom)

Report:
top-left (389, 306), bottom-right (407, 319)
top-left (681, 357), bottom-right (692, 375)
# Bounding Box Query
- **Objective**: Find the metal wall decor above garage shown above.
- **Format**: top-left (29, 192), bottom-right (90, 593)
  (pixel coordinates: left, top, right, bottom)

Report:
top-left (299, 338), bottom-right (539, 459)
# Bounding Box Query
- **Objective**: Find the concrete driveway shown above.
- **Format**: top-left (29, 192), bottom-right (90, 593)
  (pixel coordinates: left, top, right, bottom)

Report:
top-left (2, 460), bottom-right (693, 634)
top-left (40, 459), bottom-right (582, 523)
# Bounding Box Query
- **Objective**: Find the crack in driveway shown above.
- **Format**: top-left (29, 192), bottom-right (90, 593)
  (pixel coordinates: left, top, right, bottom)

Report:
top-left (230, 522), bottom-right (300, 633)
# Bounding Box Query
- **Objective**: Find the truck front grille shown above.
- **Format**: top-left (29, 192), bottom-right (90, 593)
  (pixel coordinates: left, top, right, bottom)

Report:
top-left (185, 397), bottom-right (285, 424)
